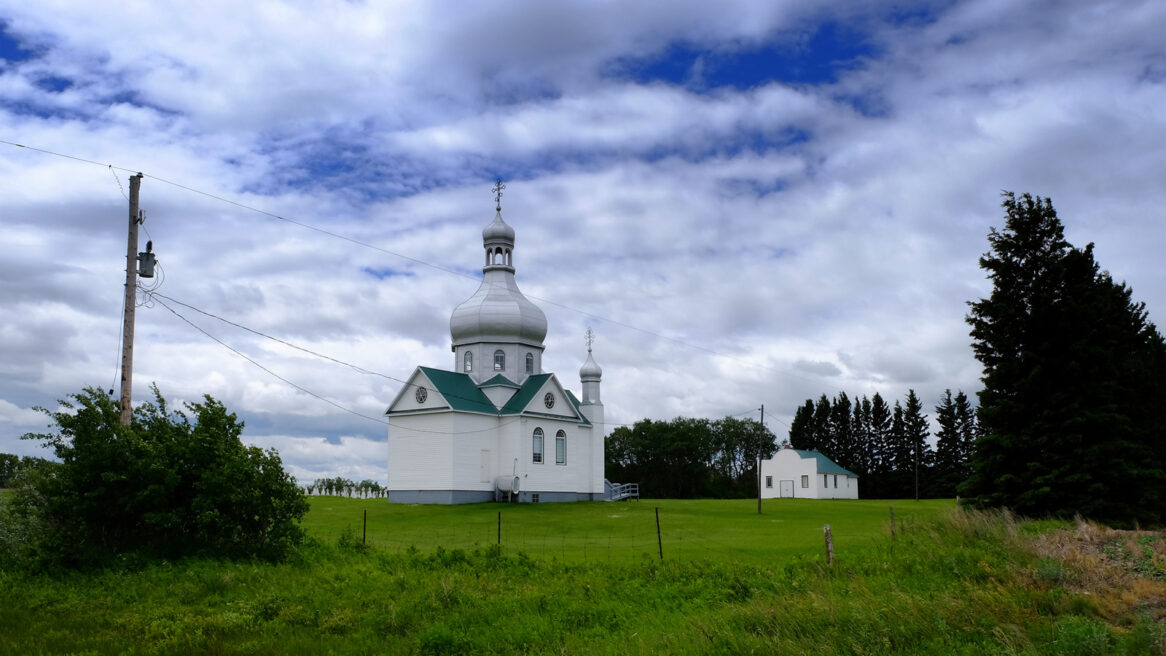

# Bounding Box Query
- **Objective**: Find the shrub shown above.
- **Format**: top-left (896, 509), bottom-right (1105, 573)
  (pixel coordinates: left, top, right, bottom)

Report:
top-left (14, 386), bottom-right (308, 567)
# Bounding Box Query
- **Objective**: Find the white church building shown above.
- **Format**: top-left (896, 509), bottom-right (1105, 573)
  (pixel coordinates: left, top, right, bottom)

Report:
top-left (385, 190), bottom-right (606, 503)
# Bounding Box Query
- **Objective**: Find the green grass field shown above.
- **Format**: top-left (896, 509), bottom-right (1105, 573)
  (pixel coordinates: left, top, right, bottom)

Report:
top-left (2, 497), bottom-right (1163, 655)
top-left (302, 496), bottom-right (951, 565)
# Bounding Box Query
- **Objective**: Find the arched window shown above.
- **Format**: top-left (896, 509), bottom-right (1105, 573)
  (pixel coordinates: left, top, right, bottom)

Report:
top-left (494, 349), bottom-right (505, 371)
top-left (525, 352), bottom-right (534, 374)
top-left (463, 351), bottom-right (473, 372)
top-left (532, 428), bottom-right (544, 464)
top-left (555, 430), bottom-right (566, 465)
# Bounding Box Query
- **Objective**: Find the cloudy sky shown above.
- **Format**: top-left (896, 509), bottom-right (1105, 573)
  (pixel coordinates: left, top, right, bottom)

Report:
top-left (2, 0), bottom-right (1164, 485)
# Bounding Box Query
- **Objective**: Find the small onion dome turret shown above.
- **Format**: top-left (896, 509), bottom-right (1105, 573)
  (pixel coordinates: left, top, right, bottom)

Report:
top-left (483, 212), bottom-right (515, 243)
top-left (580, 349), bottom-right (602, 381)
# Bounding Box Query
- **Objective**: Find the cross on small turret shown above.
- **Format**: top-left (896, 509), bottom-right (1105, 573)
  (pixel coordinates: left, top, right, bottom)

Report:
top-left (585, 327), bottom-right (595, 352)
top-left (492, 178), bottom-right (506, 211)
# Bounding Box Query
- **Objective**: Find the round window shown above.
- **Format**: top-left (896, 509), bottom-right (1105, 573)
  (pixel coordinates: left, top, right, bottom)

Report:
top-left (543, 392), bottom-right (555, 409)
top-left (415, 386), bottom-right (428, 404)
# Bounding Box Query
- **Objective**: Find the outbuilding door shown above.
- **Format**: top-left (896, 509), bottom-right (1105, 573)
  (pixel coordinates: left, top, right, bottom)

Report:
top-left (779, 480), bottom-right (795, 498)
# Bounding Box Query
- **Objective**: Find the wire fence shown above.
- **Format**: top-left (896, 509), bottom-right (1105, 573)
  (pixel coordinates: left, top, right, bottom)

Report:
top-left (305, 500), bottom-right (929, 567)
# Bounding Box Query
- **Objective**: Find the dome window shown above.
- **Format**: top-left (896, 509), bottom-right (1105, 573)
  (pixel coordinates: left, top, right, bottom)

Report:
top-left (494, 350), bottom-right (505, 371)
top-left (525, 353), bottom-right (534, 374)
top-left (464, 351), bottom-right (473, 372)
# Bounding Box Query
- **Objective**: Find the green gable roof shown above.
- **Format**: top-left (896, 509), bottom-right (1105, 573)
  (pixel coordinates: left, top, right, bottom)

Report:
top-left (499, 374), bottom-right (553, 414)
top-left (393, 368), bottom-right (591, 424)
top-left (479, 374), bottom-right (519, 388)
top-left (415, 367), bottom-right (498, 414)
top-left (794, 449), bottom-right (858, 477)
top-left (563, 390), bottom-right (592, 426)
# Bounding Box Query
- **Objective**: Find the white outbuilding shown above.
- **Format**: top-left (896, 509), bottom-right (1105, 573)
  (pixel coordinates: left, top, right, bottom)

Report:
top-left (759, 446), bottom-right (859, 499)
top-left (385, 193), bottom-right (606, 503)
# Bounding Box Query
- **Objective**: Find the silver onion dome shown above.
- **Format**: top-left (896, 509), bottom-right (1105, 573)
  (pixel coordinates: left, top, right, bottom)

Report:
top-left (450, 275), bottom-right (547, 345)
top-left (579, 349), bottom-right (602, 380)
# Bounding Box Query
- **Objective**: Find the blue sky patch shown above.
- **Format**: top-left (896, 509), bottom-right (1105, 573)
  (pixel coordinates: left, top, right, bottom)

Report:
top-left (36, 75), bottom-right (72, 92)
top-left (362, 266), bottom-right (414, 279)
top-left (606, 20), bottom-right (876, 90)
top-left (0, 23), bottom-right (34, 64)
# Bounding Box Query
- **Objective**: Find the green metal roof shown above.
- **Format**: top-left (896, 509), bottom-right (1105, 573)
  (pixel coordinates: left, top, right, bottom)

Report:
top-left (415, 367), bottom-right (498, 414)
top-left (499, 374), bottom-right (553, 414)
top-left (393, 368), bottom-right (591, 424)
top-left (563, 390), bottom-right (591, 426)
top-left (794, 449), bottom-right (858, 477)
top-left (479, 374), bottom-right (519, 388)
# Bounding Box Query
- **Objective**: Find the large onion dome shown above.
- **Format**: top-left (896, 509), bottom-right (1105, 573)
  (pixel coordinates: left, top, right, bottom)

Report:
top-left (450, 275), bottom-right (547, 345)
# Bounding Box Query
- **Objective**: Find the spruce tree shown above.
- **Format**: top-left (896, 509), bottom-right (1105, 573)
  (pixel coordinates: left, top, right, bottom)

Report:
top-left (963, 192), bottom-right (1166, 523)
top-left (887, 400), bottom-right (911, 498)
top-left (867, 392), bottom-right (892, 497)
top-left (812, 394), bottom-right (833, 457)
top-left (902, 390), bottom-right (932, 500)
top-left (934, 389), bottom-right (961, 497)
top-left (788, 400), bottom-right (815, 450)
top-left (830, 392), bottom-right (855, 471)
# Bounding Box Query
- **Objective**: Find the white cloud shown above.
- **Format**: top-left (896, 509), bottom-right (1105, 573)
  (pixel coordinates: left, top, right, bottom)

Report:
top-left (2, 0), bottom-right (1164, 480)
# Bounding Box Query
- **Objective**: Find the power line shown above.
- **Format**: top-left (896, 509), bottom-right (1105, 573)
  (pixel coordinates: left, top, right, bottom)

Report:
top-left (150, 292), bottom-right (390, 426)
top-left (144, 290), bottom-right (569, 435)
top-left (0, 139), bottom-right (826, 387)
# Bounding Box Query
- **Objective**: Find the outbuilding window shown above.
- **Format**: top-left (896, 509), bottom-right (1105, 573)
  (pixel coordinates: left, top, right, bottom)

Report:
top-left (532, 428), bottom-right (544, 464)
top-left (801, 475), bottom-right (809, 488)
top-left (464, 351), bottom-right (472, 372)
top-left (833, 475), bottom-right (838, 489)
top-left (823, 474), bottom-right (828, 488)
top-left (765, 476), bottom-right (773, 489)
top-left (494, 350), bottom-right (505, 371)
top-left (555, 430), bottom-right (566, 464)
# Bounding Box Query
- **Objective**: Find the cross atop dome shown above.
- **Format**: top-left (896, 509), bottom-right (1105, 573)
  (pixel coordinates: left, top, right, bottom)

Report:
top-left (492, 178), bottom-right (506, 212)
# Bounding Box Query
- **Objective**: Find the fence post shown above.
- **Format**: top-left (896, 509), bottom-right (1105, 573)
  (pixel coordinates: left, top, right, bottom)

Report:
top-left (497, 511), bottom-right (501, 546)
top-left (889, 505), bottom-right (896, 541)
top-left (824, 524), bottom-right (834, 565)
top-left (655, 507), bottom-right (663, 561)
top-left (363, 509), bottom-right (367, 546)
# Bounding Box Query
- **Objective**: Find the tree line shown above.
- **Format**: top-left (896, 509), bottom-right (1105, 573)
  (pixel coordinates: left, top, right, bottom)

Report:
top-left (787, 389), bottom-right (977, 499)
top-left (605, 416), bottom-right (776, 498)
top-left (306, 477), bottom-right (385, 499)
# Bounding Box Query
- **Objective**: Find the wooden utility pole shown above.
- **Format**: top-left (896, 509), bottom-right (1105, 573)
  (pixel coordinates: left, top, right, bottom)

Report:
top-left (757, 403), bottom-right (764, 514)
top-left (119, 173), bottom-right (143, 425)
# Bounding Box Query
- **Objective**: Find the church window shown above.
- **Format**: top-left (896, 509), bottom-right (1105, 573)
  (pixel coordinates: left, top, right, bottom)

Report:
top-left (555, 430), bottom-right (566, 464)
top-left (494, 350), bottom-right (505, 371)
top-left (532, 428), bottom-right (544, 463)
top-left (525, 353), bottom-right (534, 374)
top-left (464, 351), bottom-right (472, 372)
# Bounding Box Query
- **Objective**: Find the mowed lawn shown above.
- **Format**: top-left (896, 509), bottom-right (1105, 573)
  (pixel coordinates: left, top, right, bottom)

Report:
top-left (303, 496), bottom-right (952, 565)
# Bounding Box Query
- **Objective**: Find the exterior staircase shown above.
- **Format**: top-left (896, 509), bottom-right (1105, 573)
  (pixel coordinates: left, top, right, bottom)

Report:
top-left (604, 479), bottom-right (640, 501)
